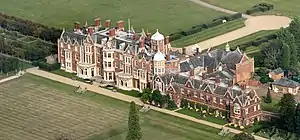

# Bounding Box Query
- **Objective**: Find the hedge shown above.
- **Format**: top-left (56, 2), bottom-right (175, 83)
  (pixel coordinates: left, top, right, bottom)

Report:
top-left (246, 3), bottom-right (274, 15)
top-left (33, 59), bottom-right (60, 71)
top-left (233, 33), bottom-right (278, 50)
top-left (169, 13), bottom-right (243, 42)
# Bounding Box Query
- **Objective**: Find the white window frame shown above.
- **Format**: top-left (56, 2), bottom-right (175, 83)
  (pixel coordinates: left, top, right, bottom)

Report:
top-left (220, 99), bottom-right (223, 105)
top-left (213, 97), bottom-right (217, 103)
top-left (254, 106), bottom-right (257, 112)
top-left (245, 108), bottom-right (248, 115)
top-left (258, 105), bottom-right (260, 110)
top-left (234, 103), bottom-right (241, 114)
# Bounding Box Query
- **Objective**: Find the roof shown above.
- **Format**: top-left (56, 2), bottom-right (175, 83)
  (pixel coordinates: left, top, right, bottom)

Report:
top-left (271, 68), bottom-right (284, 75)
top-left (221, 49), bottom-right (243, 70)
top-left (60, 31), bottom-right (86, 45)
top-left (153, 51), bottom-right (165, 61)
top-left (273, 78), bottom-right (300, 87)
top-left (151, 29), bottom-right (164, 41)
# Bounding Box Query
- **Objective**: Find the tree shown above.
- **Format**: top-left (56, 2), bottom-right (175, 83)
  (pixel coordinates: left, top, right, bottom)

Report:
top-left (264, 87), bottom-right (272, 103)
top-left (260, 40), bottom-right (282, 69)
top-left (232, 132), bottom-right (255, 140)
top-left (289, 43), bottom-right (297, 67)
top-left (282, 42), bottom-right (291, 69)
top-left (295, 103), bottom-right (300, 134)
top-left (152, 90), bottom-right (162, 106)
top-left (140, 88), bottom-right (152, 103)
top-left (277, 93), bottom-right (296, 132)
top-left (126, 101), bottom-right (142, 140)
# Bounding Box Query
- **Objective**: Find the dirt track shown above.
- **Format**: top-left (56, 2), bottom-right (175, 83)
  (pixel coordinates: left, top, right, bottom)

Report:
top-left (172, 15), bottom-right (291, 55)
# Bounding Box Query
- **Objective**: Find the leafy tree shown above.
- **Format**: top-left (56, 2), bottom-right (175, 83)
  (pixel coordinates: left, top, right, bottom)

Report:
top-left (287, 18), bottom-right (300, 47)
top-left (152, 90), bottom-right (162, 106)
top-left (295, 103), bottom-right (300, 134)
top-left (167, 100), bottom-right (177, 110)
top-left (232, 132), bottom-right (255, 140)
top-left (289, 43), bottom-right (297, 67)
top-left (282, 42), bottom-right (291, 69)
top-left (260, 40), bottom-right (282, 69)
top-left (264, 87), bottom-right (272, 103)
top-left (126, 101), bottom-right (142, 140)
top-left (277, 93), bottom-right (296, 132)
top-left (180, 98), bottom-right (188, 108)
top-left (140, 88), bottom-right (152, 103)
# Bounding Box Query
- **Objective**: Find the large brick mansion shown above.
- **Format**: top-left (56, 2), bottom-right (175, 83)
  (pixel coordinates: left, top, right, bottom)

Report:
top-left (57, 18), bottom-right (262, 126)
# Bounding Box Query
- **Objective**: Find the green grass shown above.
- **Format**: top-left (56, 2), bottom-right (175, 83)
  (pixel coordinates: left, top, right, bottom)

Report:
top-left (176, 108), bottom-right (227, 125)
top-left (261, 98), bottom-right (279, 113)
top-left (105, 86), bottom-right (141, 98)
top-left (0, 74), bottom-right (233, 140)
top-left (51, 69), bottom-right (86, 82)
top-left (202, 0), bottom-right (300, 17)
top-left (171, 19), bottom-right (245, 48)
top-left (215, 30), bottom-right (278, 49)
top-left (0, 0), bottom-right (228, 35)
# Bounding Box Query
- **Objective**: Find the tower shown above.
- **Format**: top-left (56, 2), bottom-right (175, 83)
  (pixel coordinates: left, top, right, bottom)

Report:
top-left (153, 50), bottom-right (166, 75)
top-left (225, 43), bottom-right (230, 52)
top-left (151, 29), bottom-right (165, 53)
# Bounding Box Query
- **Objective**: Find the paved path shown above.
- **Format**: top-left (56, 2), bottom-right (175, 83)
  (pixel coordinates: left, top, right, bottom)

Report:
top-left (26, 67), bottom-right (268, 140)
top-left (188, 0), bottom-right (252, 18)
top-left (172, 15), bottom-right (291, 55)
top-left (0, 75), bottom-right (20, 84)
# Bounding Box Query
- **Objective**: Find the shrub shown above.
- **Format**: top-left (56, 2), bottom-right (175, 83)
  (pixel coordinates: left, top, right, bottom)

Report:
top-left (246, 7), bottom-right (262, 15)
top-left (206, 19), bottom-right (223, 28)
top-left (169, 33), bottom-right (183, 41)
top-left (180, 98), bottom-right (188, 108)
top-left (185, 27), bottom-right (202, 36)
top-left (230, 13), bottom-right (242, 20)
top-left (36, 59), bottom-right (60, 71)
top-left (188, 101), bottom-right (195, 108)
top-left (167, 100), bottom-right (177, 110)
top-left (196, 103), bottom-right (208, 110)
top-left (246, 3), bottom-right (274, 15)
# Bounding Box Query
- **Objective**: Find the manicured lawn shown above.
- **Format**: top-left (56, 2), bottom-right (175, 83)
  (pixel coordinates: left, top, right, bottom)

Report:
top-left (215, 30), bottom-right (277, 49)
top-left (0, 0), bottom-right (228, 34)
top-left (202, 0), bottom-right (300, 17)
top-left (176, 108), bottom-right (228, 125)
top-left (261, 98), bottom-right (279, 113)
top-left (0, 74), bottom-right (233, 140)
top-left (171, 19), bottom-right (245, 48)
top-left (51, 69), bottom-right (86, 82)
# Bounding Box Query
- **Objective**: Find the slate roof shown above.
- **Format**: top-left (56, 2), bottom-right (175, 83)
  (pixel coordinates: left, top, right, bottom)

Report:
top-left (61, 31), bottom-right (86, 45)
top-left (220, 49), bottom-right (243, 70)
top-left (271, 68), bottom-right (284, 75)
top-left (273, 78), bottom-right (300, 87)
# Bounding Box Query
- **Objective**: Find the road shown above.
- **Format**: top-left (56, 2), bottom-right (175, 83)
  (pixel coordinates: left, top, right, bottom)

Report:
top-left (187, 0), bottom-right (252, 18)
top-left (171, 15), bottom-right (291, 55)
top-left (24, 67), bottom-right (268, 140)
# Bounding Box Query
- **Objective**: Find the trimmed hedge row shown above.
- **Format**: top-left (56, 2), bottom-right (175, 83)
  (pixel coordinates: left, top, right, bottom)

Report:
top-left (246, 3), bottom-right (274, 15)
top-left (234, 33), bottom-right (277, 51)
top-left (169, 13), bottom-right (242, 42)
top-left (32, 59), bottom-right (60, 71)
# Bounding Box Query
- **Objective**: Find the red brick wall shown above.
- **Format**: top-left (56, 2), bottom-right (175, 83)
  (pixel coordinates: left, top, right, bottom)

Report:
top-left (235, 58), bottom-right (254, 83)
top-left (72, 45), bottom-right (76, 72)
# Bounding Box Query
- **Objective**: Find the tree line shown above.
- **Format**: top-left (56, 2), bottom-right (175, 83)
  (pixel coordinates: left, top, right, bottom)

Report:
top-left (0, 13), bottom-right (62, 43)
top-left (256, 18), bottom-right (300, 75)
top-left (0, 55), bottom-right (19, 73)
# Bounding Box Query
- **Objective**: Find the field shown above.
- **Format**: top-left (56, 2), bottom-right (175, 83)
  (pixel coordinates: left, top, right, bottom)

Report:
top-left (0, 74), bottom-right (233, 140)
top-left (171, 19), bottom-right (245, 48)
top-left (0, 0), bottom-right (228, 34)
top-left (202, 0), bottom-right (300, 17)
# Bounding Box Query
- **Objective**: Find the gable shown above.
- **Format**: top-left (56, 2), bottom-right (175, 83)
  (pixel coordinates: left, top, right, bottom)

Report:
top-left (185, 80), bottom-right (194, 89)
top-left (239, 53), bottom-right (249, 63)
top-left (167, 85), bottom-right (176, 92)
top-left (224, 89), bottom-right (232, 99)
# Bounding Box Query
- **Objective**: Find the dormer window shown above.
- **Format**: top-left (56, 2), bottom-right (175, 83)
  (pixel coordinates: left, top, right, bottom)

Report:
top-left (234, 103), bottom-right (240, 114)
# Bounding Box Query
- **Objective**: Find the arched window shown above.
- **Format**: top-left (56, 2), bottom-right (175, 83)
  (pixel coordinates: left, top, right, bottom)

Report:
top-left (234, 103), bottom-right (240, 114)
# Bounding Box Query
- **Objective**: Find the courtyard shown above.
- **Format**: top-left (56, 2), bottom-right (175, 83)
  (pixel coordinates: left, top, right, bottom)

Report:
top-left (0, 74), bottom-right (233, 140)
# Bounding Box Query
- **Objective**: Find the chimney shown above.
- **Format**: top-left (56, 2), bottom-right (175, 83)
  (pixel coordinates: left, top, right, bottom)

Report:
top-left (196, 48), bottom-right (200, 55)
top-left (166, 54), bottom-right (171, 61)
top-left (88, 27), bottom-right (93, 35)
top-left (105, 20), bottom-right (111, 29)
top-left (146, 32), bottom-right (151, 40)
top-left (215, 75), bottom-right (220, 83)
top-left (139, 39), bottom-right (145, 48)
top-left (117, 20), bottom-right (125, 31)
top-left (228, 79), bottom-right (233, 87)
top-left (94, 18), bottom-right (101, 27)
top-left (74, 22), bottom-right (80, 30)
top-left (190, 69), bottom-right (195, 77)
top-left (109, 28), bottom-right (115, 37)
top-left (164, 36), bottom-right (169, 44)
top-left (133, 33), bottom-right (139, 40)
top-left (241, 84), bottom-right (247, 90)
top-left (182, 48), bottom-right (186, 55)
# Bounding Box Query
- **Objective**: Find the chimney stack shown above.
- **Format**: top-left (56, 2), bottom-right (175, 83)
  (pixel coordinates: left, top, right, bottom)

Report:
top-left (196, 48), bottom-right (200, 55)
top-left (94, 18), bottom-right (101, 27)
top-left (216, 75), bottom-right (220, 83)
top-left (117, 20), bottom-right (125, 31)
top-left (166, 54), bottom-right (171, 61)
top-left (146, 32), bottom-right (151, 40)
top-left (190, 68), bottom-right (195, 77)
top-left (133, 33), bottom-right (139, 40)
top-left (105, 20), bottom-right (111, 29)
top-left (109, 28), bottom-right (115, 37)
top-left (182, 48), bottom-right (186, 55)
top-left (74, 22), bottom-right (80, 30)
top-left (88, 27), bottom-right (93, 35)
top-left (164, 36), bottom-right (169, 44)
top-left (139, 39), bottom-right (145, 48)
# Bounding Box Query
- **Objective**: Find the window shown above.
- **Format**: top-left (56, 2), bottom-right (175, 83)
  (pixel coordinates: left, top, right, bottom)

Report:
top-left (181, 88), bottom-right (184, 94)
top-left (137, 70), bottom-right (140, 77)
top-left (108, 73), bottom-right (113, 80)
top-left (108, 62), bottom-right (112, 67)
top-left (254, 106), bottom-right (257, 112)
top-left (75, 46), bottom-right (78, 52)
top-left (104, 53), bottom-right (107, 58)
top-left (97, 56), bottom-right (101, 62)
top-left (75, 53), bottom-right (79, 60)
top-left (234, 103), bottom-right (240, 114)
top-left (255, 98), bottom-right (257, 103)
top-left (213, 97), bottom-right (217, 103)
top-left (200, 93), bottom-right (204, 99)
top-left (104, 62), bottom-right (107, 68)
top-left (119, 54), bottom-right (123, 60)
top-left (142, 62), bottom-right (145, 68)
top-left (245, 108), bottom-right (248, 115)
top-left (258, 105), bottom-right (261, 110)
top-left (220, 99), bottom-right (223, 105)
top-left (187, 90), bottom-right (190, 97)
top-left (85, 69), bottom-right (87, 75)
top-left (108, 53), bottom-right (112, 58)
top-left (194, 92), bottom-right (197, 98)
